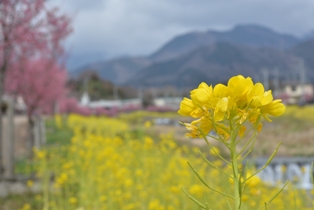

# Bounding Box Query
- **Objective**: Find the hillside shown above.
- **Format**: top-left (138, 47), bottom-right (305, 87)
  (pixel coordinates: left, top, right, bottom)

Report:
top-left (69, 57), bottom-right (151, 85)
top-left (127, 42), bottom-right (300, 88)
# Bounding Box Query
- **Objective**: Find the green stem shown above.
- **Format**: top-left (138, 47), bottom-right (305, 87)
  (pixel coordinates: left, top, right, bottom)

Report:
top-left (231, 141), bottom-right (241, 210)
top-left (229, 119), bottom-right (242, 210)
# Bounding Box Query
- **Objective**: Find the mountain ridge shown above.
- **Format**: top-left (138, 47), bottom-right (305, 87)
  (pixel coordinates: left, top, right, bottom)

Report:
top-left (149, 24), bottom-right (299, 62)
top-left (69, 24), bottom-right (313, 88)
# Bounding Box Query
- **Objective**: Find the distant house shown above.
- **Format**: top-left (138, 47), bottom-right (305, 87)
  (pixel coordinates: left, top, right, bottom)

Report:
top-left (80, 91), bottom-right (90, 106)
top-left (80, 91), bottom-right (142, 110)
top-left (278, 82), bottom-right (314, 104)
top-left (79, 91), bottom-right (182, 111)
top-left (1, 94), bottom-right (27, 114)
top-left (153, 97), bottom-right (182, 109)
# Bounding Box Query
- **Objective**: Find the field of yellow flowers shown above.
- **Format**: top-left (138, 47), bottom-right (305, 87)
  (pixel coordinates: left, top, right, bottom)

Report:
top-left (13, 111), bottom-right (311, 210)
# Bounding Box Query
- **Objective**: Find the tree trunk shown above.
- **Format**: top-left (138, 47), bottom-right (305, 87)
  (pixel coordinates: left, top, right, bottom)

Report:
top-left (0, 35), bottom-right (11, 176)
top-left (34, 116), bottom-right (40, 149)
top-left (27, 115), bottom-right (35, 158)
top-left (34, 115), bottom-right (45, 149)
top-left (2, 97), bottom-right (15, 179)
top-left (39, 116), bottom-right (46, 146)
top-left (0, 67), bottom-right (5, 176)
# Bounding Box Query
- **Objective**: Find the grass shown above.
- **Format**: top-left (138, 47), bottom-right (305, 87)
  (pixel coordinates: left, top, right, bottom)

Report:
top-left (0, 193), bottom-right (44, 210)
top-left (45, 118), bottom-right (73, 145)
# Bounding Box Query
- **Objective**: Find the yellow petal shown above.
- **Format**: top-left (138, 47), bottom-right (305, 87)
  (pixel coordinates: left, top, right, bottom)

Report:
top-left (262, 113), bottom-right (272, 122)
top-left (263, 100), bottom-right (286, 116)
top-left (230, 76), bottom-right (253, 97)
top-left (178, 98), bottom-right (195, 116)
top-left (199, 119), bottom-right (212, 135)
top-left (228, 75), bottom-right (244, 89)
top-left (261, 90), bottom-right (273, 105)
top-left (247, 83), bottom-right (264, 104)
top-left (216, 97), bottom-right (229, 112)
top-left (214, 109), bottom-right (225, 122)
top-left (213, 84), bottom-right (228, 97)
top-left (190, 89), bottom-right (210, 106)
top-left (190, 108), bottom-right (203, 118)
top-left (198, 82), bottom-right (210, 89)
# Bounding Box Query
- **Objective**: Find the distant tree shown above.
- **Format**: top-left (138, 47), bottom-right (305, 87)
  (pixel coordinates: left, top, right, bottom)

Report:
top-left (71, 70), bottom-right (139, 100)
top-left (119, 86), bottom-right (137, 99)
top-left (142, 92), bottom-right (154, 108)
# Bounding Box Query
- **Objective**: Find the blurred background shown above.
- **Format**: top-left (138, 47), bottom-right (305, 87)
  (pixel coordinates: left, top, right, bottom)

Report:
top-left (1, 0), bottom-right (314, 209)
top-left (59, 0), bottom-right (314, 107)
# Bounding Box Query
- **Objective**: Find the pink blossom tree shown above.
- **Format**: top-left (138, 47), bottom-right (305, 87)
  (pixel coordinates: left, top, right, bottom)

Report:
top-left (59, 97), bottom-right (93, 116)
top-left (0, 0), bottom-right (72, 163)
top-left (6, 58), bottom-right (68, 120)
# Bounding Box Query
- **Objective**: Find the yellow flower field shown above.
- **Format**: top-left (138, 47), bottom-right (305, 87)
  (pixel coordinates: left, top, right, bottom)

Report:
top-left (24, 113), bottom-right (314, 210)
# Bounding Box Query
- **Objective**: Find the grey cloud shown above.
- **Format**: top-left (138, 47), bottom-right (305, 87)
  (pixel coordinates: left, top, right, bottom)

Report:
top-left (50, 0), bottom-right (314, 69)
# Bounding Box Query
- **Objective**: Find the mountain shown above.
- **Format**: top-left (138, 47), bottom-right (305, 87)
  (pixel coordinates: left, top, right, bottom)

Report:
top-left (69, 57), bottom-right (151, 85)
top-left (150, 25), bottom-right (299, 62)
top-left (127, 42), bottom-right (300, 88)
top-left (69, 24), bottom-right (308, 87)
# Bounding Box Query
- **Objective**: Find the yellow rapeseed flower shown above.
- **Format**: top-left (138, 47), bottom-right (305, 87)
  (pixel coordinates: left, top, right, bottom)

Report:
top-left (246, 176), bottom-right (261, 188)
top-left (144, 120), bottom-right (152, 128)
top-left (247, 83), bottom-right (273, 107)
top-left (26, 180), bottom-right (33, 187)
top-left (178, 75), bottom-right (286, 138)
top-left (183, 117), bottom-right (212, 138)
top-left (209, 146), bottom-right (220, 156)
top-left (189, 184), bottom-right (204, 198)
top-left (228, 75), bottom-right (253, 102)
top-left (190, 82), bottom-right (214, 109)
top-left (69, 197), bottom-right (77, 205)
top-left (20, 203), bottom-right (31, 210)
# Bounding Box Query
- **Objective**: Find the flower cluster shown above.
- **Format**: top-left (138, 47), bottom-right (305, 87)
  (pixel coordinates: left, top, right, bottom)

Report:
top-left (178, 75), bottom-right (286, 139)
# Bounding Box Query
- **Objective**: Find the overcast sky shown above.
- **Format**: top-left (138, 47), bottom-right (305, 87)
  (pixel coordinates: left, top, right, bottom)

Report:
top-left (50, 0), bottom-right (314, 69)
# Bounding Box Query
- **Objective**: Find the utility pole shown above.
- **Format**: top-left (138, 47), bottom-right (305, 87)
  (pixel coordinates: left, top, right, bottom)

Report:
top-left (262, 69), bottom-right (269, 90)
top-left (113, 84), bottom-right (118, 100)
top-left (137, 87), bottom-right (142, 100)
top-left (80, 77), bottom-right (90, 106)
top-left (273, 68), bottom-right (280, 97)
top-left (299, 59), bottom-right (306, 103)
